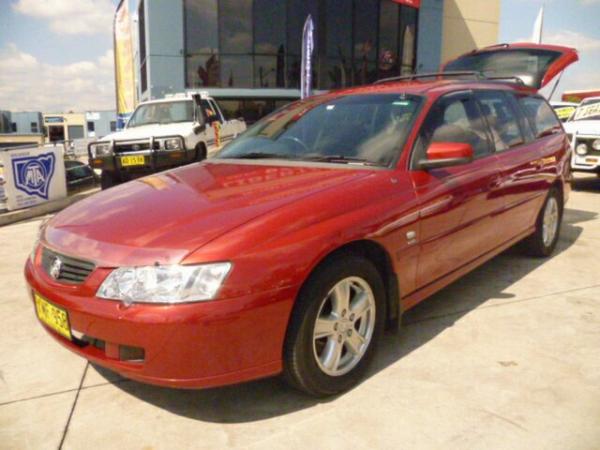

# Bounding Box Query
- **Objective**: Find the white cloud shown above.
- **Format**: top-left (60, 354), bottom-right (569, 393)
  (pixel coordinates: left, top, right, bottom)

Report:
top-left (543, 30), bottom-right (600, 51)
top-left (12, 0), bottom-right (114, 35)
top-left (0, 43), bottom-right (115, 112)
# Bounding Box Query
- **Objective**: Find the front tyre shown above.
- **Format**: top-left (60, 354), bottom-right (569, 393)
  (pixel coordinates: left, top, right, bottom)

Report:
top-left (522, 187), bottom-right (562, 257)
top-left (283, 255), bottom-right (386, 397)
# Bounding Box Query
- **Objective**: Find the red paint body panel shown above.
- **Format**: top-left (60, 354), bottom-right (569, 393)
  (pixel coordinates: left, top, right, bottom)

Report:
top-left (25, 75), bottom-right (573, 389)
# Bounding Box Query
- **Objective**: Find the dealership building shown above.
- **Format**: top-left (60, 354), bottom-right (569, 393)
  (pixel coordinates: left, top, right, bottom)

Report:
top-left (118, 0), bottom-right (500, 121)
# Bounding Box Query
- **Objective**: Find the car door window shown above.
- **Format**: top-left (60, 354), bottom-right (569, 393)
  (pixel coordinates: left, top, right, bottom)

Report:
top-left (475, 91), bottom-right (524, 151)
top-left (518, 95), bottom-right (562, 138)
top-left (412, 93), bottom-right (491, 166)
top-left (209, 100), bottom-right (225, 123)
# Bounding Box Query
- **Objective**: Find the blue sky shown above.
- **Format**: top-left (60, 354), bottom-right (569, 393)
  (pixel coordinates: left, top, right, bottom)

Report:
top-left (1, 0), bottom-right (599, 111)
top-left (499, 0), bottom-right (600, 98)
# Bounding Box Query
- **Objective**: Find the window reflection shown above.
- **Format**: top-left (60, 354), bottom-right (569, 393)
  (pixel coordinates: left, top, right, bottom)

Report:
top-left (219, 0), bottom-right (252, 54)
top-left (183, 0), bottom-right (419, 91)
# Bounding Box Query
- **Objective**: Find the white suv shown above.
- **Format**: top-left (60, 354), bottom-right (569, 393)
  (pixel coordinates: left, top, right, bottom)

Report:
top-left (88, 92), bottom-right (246, 189)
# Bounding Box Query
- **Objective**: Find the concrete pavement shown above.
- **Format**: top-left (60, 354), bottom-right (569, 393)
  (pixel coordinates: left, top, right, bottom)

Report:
top-left (1, 174), bottom-right (599, 450)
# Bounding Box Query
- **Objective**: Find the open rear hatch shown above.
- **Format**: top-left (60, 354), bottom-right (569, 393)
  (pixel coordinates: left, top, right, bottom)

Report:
top-left (443, 43), bottom-right (578, 90)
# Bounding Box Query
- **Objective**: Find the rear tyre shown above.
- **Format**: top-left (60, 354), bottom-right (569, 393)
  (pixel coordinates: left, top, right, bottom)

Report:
top-left (522, 187), bottom-right (562, 257)
top-left (283, 254), bottom-right (386, 397)
top-left (100, 171), bottom-right (119, 190)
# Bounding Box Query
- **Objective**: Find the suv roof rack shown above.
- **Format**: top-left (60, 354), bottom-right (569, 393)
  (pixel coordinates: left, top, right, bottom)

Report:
top-left (374, 71), bottom-right (479, 85)
top-left (374, 71), bottom-right (525, 86)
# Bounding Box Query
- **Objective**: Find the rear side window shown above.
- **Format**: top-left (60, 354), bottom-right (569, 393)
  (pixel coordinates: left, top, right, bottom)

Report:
top-left (475, 91), bottom-right (524, 151)
top-left (518, 96), bottom-right (561, 138)
top-left (413, 93), bottom-right (491, 164)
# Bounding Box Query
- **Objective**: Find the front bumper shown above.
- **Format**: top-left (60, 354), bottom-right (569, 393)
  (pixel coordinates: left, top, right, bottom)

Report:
top-left (88, 137), bottom-right (199, 175)
top-left (25, 257), bottom-right (296, 389)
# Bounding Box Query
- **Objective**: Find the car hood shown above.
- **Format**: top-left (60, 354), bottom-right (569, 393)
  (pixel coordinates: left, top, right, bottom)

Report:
top-left (43, 161), bottom-right (373, 267)
top-left (101, 122), bottom-right (193, 141)
top-left (563, 120), bottom-right (600, 136)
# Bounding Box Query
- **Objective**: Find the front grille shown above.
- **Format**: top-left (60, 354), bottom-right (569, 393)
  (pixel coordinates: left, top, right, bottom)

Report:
top-left (41, 247), bottom-right (95, 284)
top-left (114, 141), bottom-right (158, 153)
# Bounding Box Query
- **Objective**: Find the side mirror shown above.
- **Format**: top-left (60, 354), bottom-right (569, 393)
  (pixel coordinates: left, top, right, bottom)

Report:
top-left (417, 142), bottom-right (474, 170)
top-left (193, 122), bottom-right (206, 134)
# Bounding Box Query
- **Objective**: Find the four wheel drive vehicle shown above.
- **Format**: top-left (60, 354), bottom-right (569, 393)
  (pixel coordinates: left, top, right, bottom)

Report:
top-left (88, 92), bottom-right (246, 189)
top-left (26, 43), bottom-right (577, 397)
top-left (563, 97), bottom-right (600, 174)
top-left (551, 101), bottom-right (579, 122)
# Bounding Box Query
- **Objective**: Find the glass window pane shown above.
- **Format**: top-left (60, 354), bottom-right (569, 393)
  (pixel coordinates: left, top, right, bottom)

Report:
top-left (326, 0), bottom-right (352, 59)
top-left (354, 0), bottom-right (378, 63)
top-left (518, 96), bottom-right (561, 138)
top-left (254, 56), bottom-right (285, 88)
top-left (221, 56), bottom-right (253, 88)
top-left (184, 0), bottom-right (218, 54)
top-left (378, 0), bottom-right (400, 79)
top-left (254, 0), bottom-right (286, 54)
top-left (186, 54), bottom-right (220, 87)
top-left (219, 0), bottom-right (252, 54)
top-left (476, 91), bottom-right (524, 151)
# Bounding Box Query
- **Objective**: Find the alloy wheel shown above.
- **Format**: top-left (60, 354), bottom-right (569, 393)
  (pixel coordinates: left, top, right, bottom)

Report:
top-left (312, 276), bottom-right (376, 377)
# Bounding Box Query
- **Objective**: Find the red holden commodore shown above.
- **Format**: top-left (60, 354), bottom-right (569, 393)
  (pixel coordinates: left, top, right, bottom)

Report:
top-left (26, 44), bottom-right (577, 396)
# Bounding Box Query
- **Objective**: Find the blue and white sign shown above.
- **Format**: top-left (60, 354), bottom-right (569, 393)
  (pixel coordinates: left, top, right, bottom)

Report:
top-left (0, 145), bottom-right (66, 211)
top-left (11, 153), bottom-right (56, 200)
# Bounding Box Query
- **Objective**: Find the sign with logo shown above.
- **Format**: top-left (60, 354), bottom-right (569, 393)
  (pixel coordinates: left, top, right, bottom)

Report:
top-left (0, 145), bottom-right (66, 211)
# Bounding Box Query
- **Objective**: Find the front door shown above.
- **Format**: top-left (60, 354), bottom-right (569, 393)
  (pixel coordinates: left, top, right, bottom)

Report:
top-left (410, 91), bottom-right (503, 289)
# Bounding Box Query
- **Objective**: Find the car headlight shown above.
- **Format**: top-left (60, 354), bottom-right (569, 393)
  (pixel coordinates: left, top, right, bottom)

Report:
top-left (30, 217), bottom-right (49, 263)
top-left (96, 262), bottom-right (231, 304)
top-left (593, 139), bottom-right (600, 151)
top-left (92, 143), bottom-right (112, 157)
top-left (576, 143), bottom-right (588, 155)
top-left (164, 138), bottom-right (182, 150)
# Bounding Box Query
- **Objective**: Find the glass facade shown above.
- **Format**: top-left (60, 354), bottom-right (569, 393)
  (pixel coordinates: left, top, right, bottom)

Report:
top-left (184, 0), bottom-right (418, 90)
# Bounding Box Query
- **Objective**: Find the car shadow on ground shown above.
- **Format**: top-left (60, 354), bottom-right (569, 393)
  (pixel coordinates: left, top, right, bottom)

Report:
top-left (572, 174), bottom-right (600, 193)
top-left (96, 205), bottom-right (596, 424)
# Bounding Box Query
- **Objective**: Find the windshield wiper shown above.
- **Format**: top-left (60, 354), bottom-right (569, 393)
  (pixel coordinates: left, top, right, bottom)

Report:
top-left (302, 155), bottom-right (383, 166)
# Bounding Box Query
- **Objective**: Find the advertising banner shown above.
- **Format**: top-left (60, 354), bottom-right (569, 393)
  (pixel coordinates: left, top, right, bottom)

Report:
top-left (0, 146), bottom-right (67, 211)
top-left (392, 0), bottom-right (421, 7)
top-left (300, 15), bottom-right (315, 100)
top-left (114, 0), bottom-right (136, 128)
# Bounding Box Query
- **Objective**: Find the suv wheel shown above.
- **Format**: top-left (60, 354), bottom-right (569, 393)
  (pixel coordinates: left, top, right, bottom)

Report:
top-left (283, 254), bottom-right (386, 397)
top-left (522, 188), bottom-right (562, 257)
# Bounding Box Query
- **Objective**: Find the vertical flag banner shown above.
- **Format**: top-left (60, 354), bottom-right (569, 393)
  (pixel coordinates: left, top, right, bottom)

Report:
top-left (301, 15), bottom-right (315, 100)
top-left (531, 6), bottom-right (544, 44)
top-left (114, 1), bottom-right (136, 128)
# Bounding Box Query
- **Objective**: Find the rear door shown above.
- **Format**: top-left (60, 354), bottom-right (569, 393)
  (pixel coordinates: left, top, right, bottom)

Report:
top-left (474, 89), bottom-right (548, 240)
top-left (410, 91), bottom-right (503, 289)
top-left (443, 43), bottom-right (578, 90)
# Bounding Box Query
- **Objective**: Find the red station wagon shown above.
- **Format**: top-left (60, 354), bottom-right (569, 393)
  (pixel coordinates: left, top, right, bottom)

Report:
top-left (26, 44), bottom-right (577, 396)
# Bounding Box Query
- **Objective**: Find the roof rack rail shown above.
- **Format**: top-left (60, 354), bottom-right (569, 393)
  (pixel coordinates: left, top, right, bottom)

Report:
top-left (374, 71), bottom-right (479, 85)
top-left (483, 75), bottom-right (525, 85)
top-left (374, 71), bottom-right (526, 86)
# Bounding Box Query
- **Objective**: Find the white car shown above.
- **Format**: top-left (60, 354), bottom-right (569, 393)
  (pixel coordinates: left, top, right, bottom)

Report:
top-left (563, 97), bottom-right (600, 175)
top-left (550, 101), bottom-right (578, 122)
top-left (88, 92), bottom-right (246, 189)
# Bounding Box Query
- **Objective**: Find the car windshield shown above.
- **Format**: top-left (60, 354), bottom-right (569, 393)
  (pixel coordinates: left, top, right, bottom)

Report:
top-left (127, 100), bottom-right (194, 127)
top-left (217, 94), bottom-right (422, 167)
top-left (571, 99), bottom-right (600, 122)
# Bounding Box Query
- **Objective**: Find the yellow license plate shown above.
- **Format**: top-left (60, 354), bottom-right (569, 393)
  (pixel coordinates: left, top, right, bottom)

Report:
top-left (34, 293), bottom-right (71, 340)
top-left (120, 155), bottom-right (145, 167)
